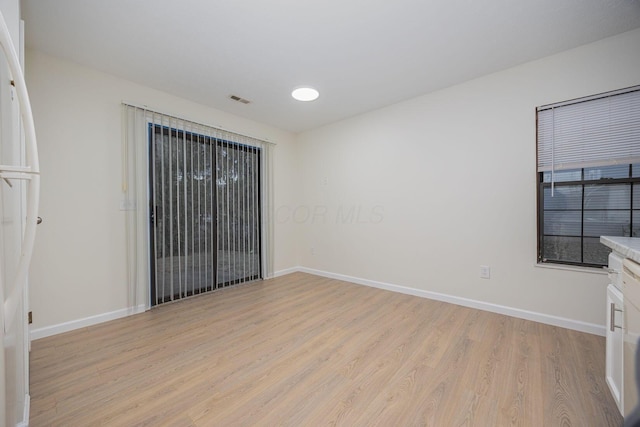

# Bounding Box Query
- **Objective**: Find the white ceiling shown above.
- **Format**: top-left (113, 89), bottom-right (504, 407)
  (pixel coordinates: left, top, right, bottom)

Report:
top-left (22, 0), bottom-right (640, 133)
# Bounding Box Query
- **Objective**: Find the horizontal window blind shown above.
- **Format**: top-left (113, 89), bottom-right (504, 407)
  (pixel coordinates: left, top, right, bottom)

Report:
top-left (537, 86), bottom-right (640, 173)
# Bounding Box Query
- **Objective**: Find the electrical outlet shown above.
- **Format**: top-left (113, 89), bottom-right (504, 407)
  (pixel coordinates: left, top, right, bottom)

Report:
top-left (480, 265), bottom-right (491, 279)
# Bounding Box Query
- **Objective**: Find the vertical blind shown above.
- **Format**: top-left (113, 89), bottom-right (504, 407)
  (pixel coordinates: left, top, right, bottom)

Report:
top-left (537, 86), bottom-right (640, 173)
top-left (150, 124), bottom-right (262, 304)
top-left (122, 103), bottom-right (275, 308)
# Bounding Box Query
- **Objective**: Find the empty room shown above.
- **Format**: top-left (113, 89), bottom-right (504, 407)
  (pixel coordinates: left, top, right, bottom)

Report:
top-left (1, 0), bottom-right (640, 426)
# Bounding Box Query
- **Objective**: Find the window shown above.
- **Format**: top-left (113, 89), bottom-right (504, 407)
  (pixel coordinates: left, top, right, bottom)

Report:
top-left (537, 87), bottom-right (640, 267)
top-left (538, 164), bottom-right (640, 266)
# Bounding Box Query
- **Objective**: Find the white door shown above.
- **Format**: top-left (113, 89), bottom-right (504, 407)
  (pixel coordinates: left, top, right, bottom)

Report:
top-left (0, 34), bottom-right (25, 427)
top-left (0, 4), bottom-right (40, 425)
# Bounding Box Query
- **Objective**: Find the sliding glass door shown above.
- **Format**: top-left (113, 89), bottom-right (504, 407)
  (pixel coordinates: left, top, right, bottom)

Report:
top-left (149, 124), bottom-right (261, 306)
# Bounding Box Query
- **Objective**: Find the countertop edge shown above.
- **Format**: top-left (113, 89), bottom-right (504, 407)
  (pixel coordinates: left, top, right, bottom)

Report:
top-left (601, 236), bottom-right (640, 264)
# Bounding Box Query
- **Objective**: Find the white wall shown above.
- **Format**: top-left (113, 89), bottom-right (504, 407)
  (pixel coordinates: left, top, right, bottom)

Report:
top-left (295, 28), bottom-right (640, 328)
top-left (26, 50), bottom-right (298, 331)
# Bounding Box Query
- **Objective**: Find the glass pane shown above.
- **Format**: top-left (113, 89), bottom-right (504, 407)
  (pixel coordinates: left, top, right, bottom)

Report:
top-left (542, 236), bottom-right (581, 263)
top-left (543, 185), bottom-right (582, 210)
top-left (583, 210), bottom-right (630, 237)
top-left (634, 211), bottom-right (640, 237)
top-left (584, 184), bottom-right (630, 210)
top-left (543, 211), bottom-right (581, 236)
top-left (542, 169), bottom-right (581, 183)
top-left (583, 238), bottom-right (611, 265)
top-left (584, 164), bottom-right (630, 180)
top-left (634, 184), bottom-right (640, 210)
top-left (633, 164), bottom-right (640, 178)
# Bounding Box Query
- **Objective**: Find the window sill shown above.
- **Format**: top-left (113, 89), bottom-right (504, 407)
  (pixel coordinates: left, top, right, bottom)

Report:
top-left (534, 262), bottom-right (607, 275)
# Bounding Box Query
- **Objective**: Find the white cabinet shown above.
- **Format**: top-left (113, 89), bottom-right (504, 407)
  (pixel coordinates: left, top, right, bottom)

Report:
top-left (606, 283), bottom-right (624, 414)
top-left (601, 237), bottom-right (640, 417)
top-left (623, 258), bottom-right (640, 417)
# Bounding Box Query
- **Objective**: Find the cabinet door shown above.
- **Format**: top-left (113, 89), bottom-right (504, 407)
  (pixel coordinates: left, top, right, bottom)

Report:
top-left (623, 259), bottom-right (640, 417)
top-left (606, 284), bottom-right (624, 414)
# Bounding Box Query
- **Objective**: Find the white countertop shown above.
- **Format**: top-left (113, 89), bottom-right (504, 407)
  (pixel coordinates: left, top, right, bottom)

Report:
top-left (601, 236), bottom-right (640, 264)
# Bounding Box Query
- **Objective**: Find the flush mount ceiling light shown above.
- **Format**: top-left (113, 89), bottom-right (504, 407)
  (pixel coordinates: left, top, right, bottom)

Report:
top-left (292, 87), bottom-right (319, 102)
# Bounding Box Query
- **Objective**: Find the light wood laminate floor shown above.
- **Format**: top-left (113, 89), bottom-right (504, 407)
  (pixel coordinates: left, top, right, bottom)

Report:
top-left (30, 272), bottom-right (622, 426)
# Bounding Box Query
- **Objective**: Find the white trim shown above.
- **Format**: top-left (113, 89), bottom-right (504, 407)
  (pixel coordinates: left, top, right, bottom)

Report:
top-left (30, 305), bottom-right (146, 341)
top-left (295, 267), bottom-right (606, 337)
top-left (272, 267), bottom-right (300, 278)
top-left (17, 394), bottom-right (29, 427)
top-left (30, 267), bottom-right (606, 341)
top-left (534, 262), bottom-right (607, 275)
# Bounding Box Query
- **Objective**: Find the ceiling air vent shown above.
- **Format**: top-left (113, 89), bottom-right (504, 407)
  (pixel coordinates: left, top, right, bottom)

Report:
top-left (230, 95), bottom-right (251, 104)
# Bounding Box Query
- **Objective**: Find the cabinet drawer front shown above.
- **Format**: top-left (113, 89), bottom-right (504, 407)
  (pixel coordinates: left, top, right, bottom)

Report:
top-left (623, 259), bottom-right (640, 310)
top-left (610, 252), bottom-right (624, 288)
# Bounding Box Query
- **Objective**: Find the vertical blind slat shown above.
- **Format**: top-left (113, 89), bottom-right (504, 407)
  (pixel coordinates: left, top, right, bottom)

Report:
top-left (151, 113), bottom-right (159, 305)
top-left (166, 119), bottom-right (174, 301)
top-left (224, 141), bottom-right (233, 290)
top-left (214, 138), bottom-right (220, 290)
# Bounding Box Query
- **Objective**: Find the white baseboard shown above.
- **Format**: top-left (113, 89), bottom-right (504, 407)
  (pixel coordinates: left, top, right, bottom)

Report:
top-left (30, 268), bottom-right (605, 341)
top-left (30, 304), bottom-right (146, 341)
top-left (272, 267), bottom-right (300, 278)
top-left (16, 394), bottom-right (30, 427)
top-left (29, 270), bottom-right (299, 340)
top-left (297, 266), bottom-right (605, 337)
